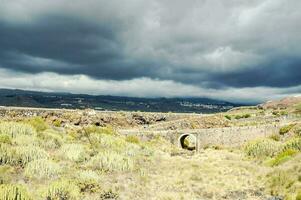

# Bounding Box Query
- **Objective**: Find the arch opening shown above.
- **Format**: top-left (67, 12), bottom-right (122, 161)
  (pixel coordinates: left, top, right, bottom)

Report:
top-left (179, 134), bottom-right (197, 151)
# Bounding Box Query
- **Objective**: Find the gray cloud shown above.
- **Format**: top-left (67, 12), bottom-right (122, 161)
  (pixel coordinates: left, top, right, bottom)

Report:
top-left (0, 0), bottom-right (300, 101)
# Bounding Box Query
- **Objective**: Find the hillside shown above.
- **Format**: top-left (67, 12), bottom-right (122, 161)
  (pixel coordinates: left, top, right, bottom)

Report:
top-left (0, 89), bottom-right (240, 113)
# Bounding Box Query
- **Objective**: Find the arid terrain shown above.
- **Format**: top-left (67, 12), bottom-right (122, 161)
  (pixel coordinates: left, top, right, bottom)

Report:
top-left (0, 97), bottom-right (301, 200)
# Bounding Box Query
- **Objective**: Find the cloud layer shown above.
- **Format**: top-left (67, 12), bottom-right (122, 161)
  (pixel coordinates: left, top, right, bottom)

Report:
top-left (0, 0), bottom-right (300, 102)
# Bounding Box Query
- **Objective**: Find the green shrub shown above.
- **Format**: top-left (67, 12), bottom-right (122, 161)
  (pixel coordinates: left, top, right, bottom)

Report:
top-left (224, 115), bottom-right (231, 120)
top-left (243, 114), bottom-right (251, 118)
top-left (244, 139), bottom-right (282, 158)
top-left (234, 114), bottom-right (251, 120)
top-left (38, 129), bottom-right (63, 149)
top-left (24, 159), bottom-right (61, 179)
top-left (283, 138), bottom-right (301, 151)
top-left (90, 133), bottom-right (126, 152)
top-left (42, 179), bottom-right (80, 200)
top-left (0, 122), bottom-right (36, 138)
top-left (0, 165), bottom-right (14, 184)
top-left (84, 126), bottom-right (116, 136)
top-left (235, 115), bottom-right (242, 120)
top-left (268, 149), bottom-right (298, 166)
top-left (24, 117), bottom-right (48, 132)
top-left (89, 151), bottom-right (134, 172)
top-left (125, 135), bottom-right (140, 144)
top-left (12, 135), bottom-right (39, 146)
top-left (279, 124), bottom-right (295, 135)
top-left (293, 126), bottom-right (301, 137)
top-left (280, 111), bottom-right (288, 116)
top-left (59, 144), bottom-right (88, 162)
top-left (269, 133), bottom-right (281, 141)
top-left (296, 190), bottom-right (301, 200)
top-left (267, 170), bottom-right (294, 196)
top-left (0, 145), bottom-right (48, 166)
top-left (0, 134), bottom-right (11, 144)
top-left (76, 170), bottom-right (101, 193)
top-left (0, 184), bottom-right (32, 200)
top-left (53, 119), bottom-right (61, 127)
top-left (99, 189), bottom-right (119, 200)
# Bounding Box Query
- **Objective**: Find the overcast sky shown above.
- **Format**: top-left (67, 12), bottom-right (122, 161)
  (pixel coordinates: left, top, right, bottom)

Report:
top-left (0, 0), bottom-right (300, 103)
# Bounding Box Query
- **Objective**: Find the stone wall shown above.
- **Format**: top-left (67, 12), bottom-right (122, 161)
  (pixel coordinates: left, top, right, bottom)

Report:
top-left (120, 124), bottom-right (282, 150)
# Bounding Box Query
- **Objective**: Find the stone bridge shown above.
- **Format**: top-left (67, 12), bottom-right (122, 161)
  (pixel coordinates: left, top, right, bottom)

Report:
top-left (119, 124), bottom-right (282, 151)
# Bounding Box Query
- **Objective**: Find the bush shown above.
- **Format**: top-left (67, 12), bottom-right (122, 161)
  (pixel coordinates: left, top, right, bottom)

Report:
top-left (0, 134), bottom-right (11, 144)
top-left (125, 135), bottom-right (140, 144)
top-left (283, 138), bottom-right (301, 151)
top-left (0, 165), bottom-right (14, 184)
top-left (99, 189), bottom-right (119, 200)
top-left (76, 170), bottom-right (101, 193)
top-left (42, 179), bottom-right (80, 200)
top-left (0, 145), bottom-right (48, 166)
top-left (267, 170), bottom-right (294, 196)
top-left (224, 115), bottom-right (231, 120)
top-left (0, 122), bottom-right (36, 138)
top-left (24, 159), bottom-right (61, 179)
top-left (279, 124), bottom-right (295, 135)
top-left (293, 126), bottom-right (301, 137)
top-left (0, 184), bottom-right (32, 200)
top-left (234, 114), bottom-right (251, 120)
top-left (38, 129), bottom-right (63, 149)
top-left (244, 139), bottom-right (282, 158)
top-left (59, 144), bottom-right (88, 162)
top-left (90, 134), bottom-right (126, 152)
top-left (89, 151), bottom-right (134, 172)
top-left (268, 149), bottom-right (298, 166)
top-left (12, 135), bottom-right (39, 146)
top-left (53, 119), bottom-right (61, 127)
top-left (84, 126), bottom-right (116, 136)
top-left (24, 117), bottom-right (48, 132)
top-left (269, 133), bottom-right (280, 141)
top-left (296, 191), bottom-right (301, 200)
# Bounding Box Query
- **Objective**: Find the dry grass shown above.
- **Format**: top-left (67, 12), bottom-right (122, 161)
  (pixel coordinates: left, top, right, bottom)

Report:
top-left (0, 116), bottom-right (300, 199)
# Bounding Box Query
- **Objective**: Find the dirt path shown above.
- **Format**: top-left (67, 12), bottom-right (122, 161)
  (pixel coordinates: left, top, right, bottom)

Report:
top-left (113, 149), bottom-right (271, 200)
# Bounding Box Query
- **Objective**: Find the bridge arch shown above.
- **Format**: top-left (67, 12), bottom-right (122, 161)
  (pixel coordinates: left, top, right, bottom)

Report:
top-left (178, 133), bottom-right (197, 151)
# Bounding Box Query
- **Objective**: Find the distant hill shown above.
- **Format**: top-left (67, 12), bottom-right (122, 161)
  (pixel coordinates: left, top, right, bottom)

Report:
top-left (259, 95), bottom-right (301, 110)
top-left (0, 88), bottom-right (242, 113)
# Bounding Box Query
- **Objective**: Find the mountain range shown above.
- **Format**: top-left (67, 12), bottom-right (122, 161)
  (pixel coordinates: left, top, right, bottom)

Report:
top-left (0, 88), bottom-right (243, 113)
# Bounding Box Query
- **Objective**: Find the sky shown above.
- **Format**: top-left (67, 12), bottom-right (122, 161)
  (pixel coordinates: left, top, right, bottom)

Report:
top-left (0, 0), bottom-right (300, 103)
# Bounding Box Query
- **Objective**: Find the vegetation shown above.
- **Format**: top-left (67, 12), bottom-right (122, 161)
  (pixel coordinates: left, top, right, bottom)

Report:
top-left (245, 129), bottom-right (301, 198)
top-left (268, 149), bottom-right (298, 166)
top-left (42, 179), bottom-right (80, 200)
top-left (279, 124), bottom-right (295, 135)
top-left (0, 184), bottom-right (32, 200)
top-left (0, 104), bottom-right (301, 199)
top-left (234, 113), bottom-right (251, 120)
top-left (244, 139), bottom-right (282, 158)
top-left (224, 115), bottom-right (231, 120)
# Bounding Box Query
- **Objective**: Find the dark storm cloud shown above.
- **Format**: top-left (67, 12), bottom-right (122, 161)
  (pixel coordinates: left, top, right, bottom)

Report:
top-left (0, 15), bottom-right (156, 80)
top-left (0, 0), bottom-right (301, 91)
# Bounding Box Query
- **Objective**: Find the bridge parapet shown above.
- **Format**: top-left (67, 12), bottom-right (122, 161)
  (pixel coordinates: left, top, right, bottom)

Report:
top-left (119, 124), bottom-right (282, 152)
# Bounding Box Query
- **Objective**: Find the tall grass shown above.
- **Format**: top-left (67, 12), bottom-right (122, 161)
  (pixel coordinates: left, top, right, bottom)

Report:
top-left (59, 144), bottom-right (88, 162)
top-left (42, 179), bottom-right (80, 200)
top-left (24, 159), bottom-right (61, 179)
top-left (88, 151), bottom-right (135, 172)
top-left (0, 122), bottom-right (36, 138)
top-left (0, 184), bottom-right (32, 200)
top-left (244, 139), bottom-right (282, 158)
top-left (0, 144), bottom-right (48, 166)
